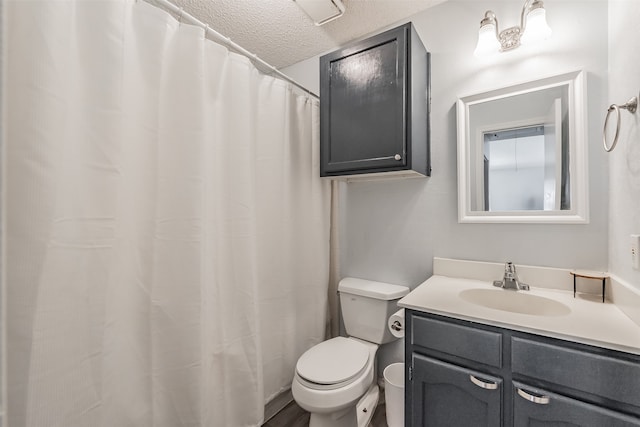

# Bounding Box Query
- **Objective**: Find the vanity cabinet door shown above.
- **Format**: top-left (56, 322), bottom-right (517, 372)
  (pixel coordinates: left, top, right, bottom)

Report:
top-left (410, 354), bottom-right (502, 427)
top-left (513, 382), bottom-right (640, 427)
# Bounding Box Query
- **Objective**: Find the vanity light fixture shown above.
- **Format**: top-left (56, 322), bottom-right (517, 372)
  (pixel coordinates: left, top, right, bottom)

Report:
top-left (474, 0), bottom-right (552, 57)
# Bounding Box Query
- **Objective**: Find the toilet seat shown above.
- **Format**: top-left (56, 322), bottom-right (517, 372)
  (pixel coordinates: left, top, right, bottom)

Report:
top-left (295, 337), bottom-right (370, 390)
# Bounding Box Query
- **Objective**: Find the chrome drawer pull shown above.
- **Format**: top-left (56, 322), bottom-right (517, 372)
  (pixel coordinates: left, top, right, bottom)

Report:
top-left (469, 375), bottom-right (498, 390)
top-left (517, 388), bottom-right (551, 405)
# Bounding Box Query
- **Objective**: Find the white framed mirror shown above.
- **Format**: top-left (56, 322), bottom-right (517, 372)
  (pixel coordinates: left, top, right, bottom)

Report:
top-left (456, 70), bottom-right (588, 223)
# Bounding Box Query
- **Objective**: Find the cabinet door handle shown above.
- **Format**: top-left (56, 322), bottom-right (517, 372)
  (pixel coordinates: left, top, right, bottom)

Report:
top-left (394, 154), bottom-right (402, 161)
top-left (469, 375), bottom-right (498, 390)
top-left (517, 387), bottom-right (551, 405)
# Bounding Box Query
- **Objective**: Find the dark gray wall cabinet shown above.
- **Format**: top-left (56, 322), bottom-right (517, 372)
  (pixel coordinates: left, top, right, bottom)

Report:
top-left (405, 310), bottom-right (640, 427)
top-left (319, 23), bottom-right (430, 177)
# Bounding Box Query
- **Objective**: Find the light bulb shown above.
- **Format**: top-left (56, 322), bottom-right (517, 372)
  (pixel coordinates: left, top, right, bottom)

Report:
top-left (521, 7), bottom-right (552, 45)
top-left (474, 23), bottom-right (500, 57)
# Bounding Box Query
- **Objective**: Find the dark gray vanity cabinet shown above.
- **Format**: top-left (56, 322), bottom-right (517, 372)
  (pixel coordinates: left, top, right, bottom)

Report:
top-left (319, 23), bottom-right (430, 178)
top-left (405, 310), bottom-right (640, 427)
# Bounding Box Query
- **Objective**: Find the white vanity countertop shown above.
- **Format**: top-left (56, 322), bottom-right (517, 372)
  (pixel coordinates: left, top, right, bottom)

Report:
top-left (399, 275), bottom-right (640, 355)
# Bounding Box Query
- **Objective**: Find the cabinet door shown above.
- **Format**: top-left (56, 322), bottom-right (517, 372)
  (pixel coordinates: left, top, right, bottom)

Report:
top-left (320, 25), bottom-right (407, 175)
top-left (410, 354), bottom-right (502, 427)
top-left (513, 382), bottom-right (640, 427)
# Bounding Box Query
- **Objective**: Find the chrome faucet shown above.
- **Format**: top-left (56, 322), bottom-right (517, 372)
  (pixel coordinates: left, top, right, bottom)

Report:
top-left (493, 262), bottom-right (529, 291)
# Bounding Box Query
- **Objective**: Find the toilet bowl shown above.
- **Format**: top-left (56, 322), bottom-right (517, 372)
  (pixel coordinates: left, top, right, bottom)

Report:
top-left (292, 337), bottom-right (378, 427)
top-left (291, 278), bottom-right (409, 427)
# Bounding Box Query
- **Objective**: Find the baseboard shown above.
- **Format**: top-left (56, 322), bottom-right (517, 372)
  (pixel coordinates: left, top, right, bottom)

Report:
top-left (263, 389), bottom-right (293, 424)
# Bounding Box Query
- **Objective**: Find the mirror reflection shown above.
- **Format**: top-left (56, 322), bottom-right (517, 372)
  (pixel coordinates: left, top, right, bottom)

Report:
top-left (471, 86), bottom-right (569, 212)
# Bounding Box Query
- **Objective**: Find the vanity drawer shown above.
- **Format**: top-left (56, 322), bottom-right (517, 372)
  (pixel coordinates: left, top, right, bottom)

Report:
top-left (411, 315), bottom-right (502, 368)
top-left (513, 381), bottom-right (640, 426)
top-left (511, 337), bottom-right (640, 408)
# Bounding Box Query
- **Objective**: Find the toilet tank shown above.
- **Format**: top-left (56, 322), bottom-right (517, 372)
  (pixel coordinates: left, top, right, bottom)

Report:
top-left (338, 278), bottom-right (410, 344)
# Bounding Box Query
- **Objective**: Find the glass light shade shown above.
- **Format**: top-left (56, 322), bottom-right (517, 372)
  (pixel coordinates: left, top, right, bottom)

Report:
top-left (474, 23), bottom-right (500, 57)
top-left (521, 7), bottom-right (552, 45)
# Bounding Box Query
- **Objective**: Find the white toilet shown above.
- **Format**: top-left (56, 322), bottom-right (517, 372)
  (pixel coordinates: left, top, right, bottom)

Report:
top-left (292, 277), bottom-right (409, 427)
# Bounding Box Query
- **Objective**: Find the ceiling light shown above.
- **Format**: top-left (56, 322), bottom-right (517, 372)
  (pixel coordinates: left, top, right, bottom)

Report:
top-left (474, 0), bottom-right (552, 57)
top-left (294, 0), bottom-right (345, 26)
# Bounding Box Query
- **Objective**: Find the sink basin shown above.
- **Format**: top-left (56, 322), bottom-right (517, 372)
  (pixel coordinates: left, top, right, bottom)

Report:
top-left (459, 288), bottom-right (571, 317)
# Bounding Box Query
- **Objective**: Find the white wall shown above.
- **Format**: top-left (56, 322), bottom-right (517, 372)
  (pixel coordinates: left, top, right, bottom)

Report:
top-left (608, 1), bottom-right (640, 287)
top-left (283, 0), bottom-right (609, 287)
top-left (282, 0), bottom-right (611, 368)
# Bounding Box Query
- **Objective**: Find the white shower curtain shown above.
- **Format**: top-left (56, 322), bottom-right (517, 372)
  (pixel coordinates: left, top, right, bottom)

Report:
top-left (5, 1), bottom-right (330, 426)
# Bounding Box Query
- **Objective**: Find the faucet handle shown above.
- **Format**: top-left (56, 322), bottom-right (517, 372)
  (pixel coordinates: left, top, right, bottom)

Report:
top-left (504, 261), bottom-right (517, 278)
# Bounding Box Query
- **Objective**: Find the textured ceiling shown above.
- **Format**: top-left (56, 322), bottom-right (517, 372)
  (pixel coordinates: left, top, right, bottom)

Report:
top-left (168, 0), bottom-right (449, 69)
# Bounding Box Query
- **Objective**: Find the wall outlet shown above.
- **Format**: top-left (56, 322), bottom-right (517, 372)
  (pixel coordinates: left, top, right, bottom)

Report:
top-left (632, 234), bottom-right (640, 270)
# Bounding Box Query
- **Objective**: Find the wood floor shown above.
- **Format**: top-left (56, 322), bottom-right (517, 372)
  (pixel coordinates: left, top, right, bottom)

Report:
top-left (262, 399), bottom-right (387, 427)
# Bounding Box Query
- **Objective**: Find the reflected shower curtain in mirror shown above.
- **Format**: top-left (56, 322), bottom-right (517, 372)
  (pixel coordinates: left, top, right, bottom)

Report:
top-left (5, 1), bottom-right (330, 426)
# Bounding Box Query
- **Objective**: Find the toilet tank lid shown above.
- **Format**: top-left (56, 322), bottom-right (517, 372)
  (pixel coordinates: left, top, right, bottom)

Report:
top-left (338, 277), bottom-right (410, 300)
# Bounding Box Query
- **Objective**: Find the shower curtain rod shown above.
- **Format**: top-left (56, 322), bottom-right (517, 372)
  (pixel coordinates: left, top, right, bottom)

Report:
top-left (144, 0), bottom-right (320, 99)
